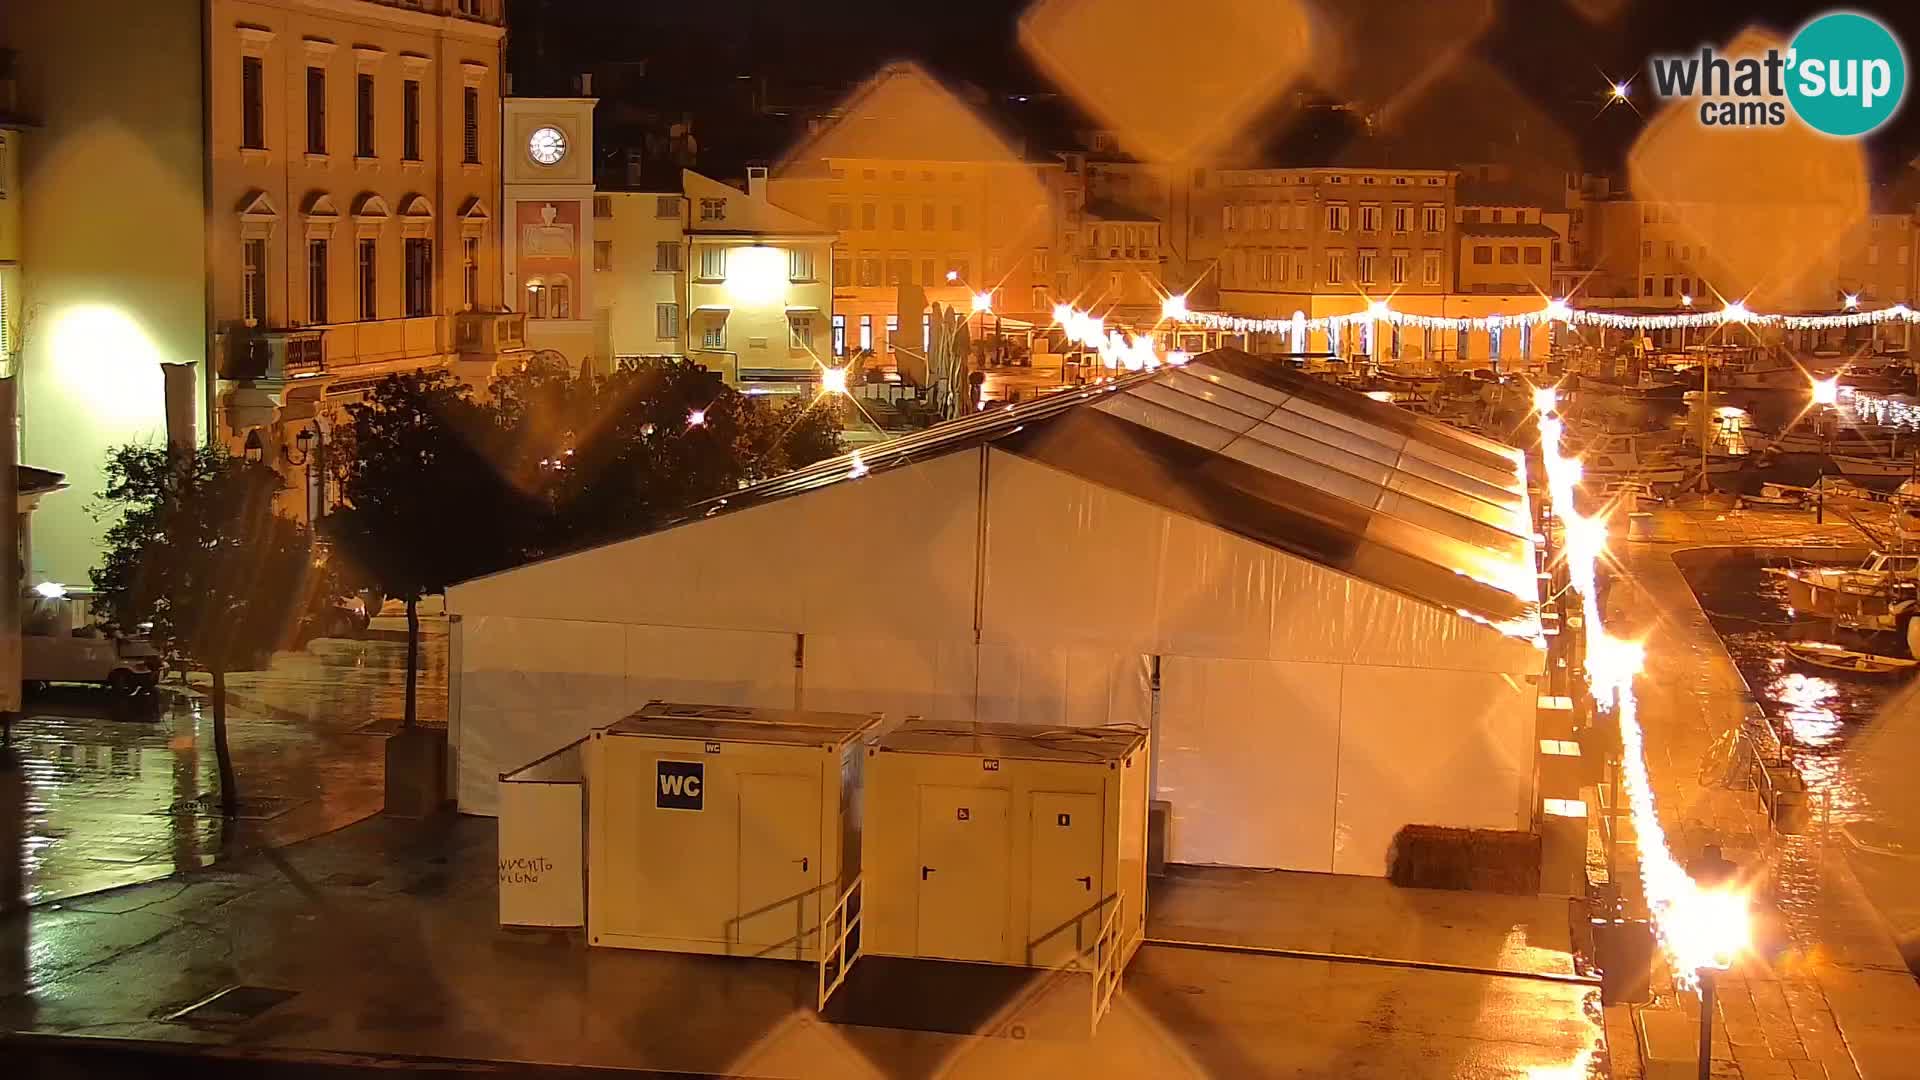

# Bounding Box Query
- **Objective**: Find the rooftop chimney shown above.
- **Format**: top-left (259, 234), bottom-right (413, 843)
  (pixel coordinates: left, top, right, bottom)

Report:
top-left (579, 72), bottom-right (593, 97)
top-left (747, 165), bottom-right (768, 201)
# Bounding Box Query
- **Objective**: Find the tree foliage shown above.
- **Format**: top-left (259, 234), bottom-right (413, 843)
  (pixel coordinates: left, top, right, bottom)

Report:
top-left (90, 443), bottom-right (316, 815)
top-left (485, 358), bottom-right (844, 551)
top-left (90, 444), bottom-right (314, 672)
top-left (325, 370), bottom-right (537, 600)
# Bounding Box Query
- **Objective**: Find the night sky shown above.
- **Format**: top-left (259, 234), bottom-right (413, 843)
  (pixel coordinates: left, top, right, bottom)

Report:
top-left (516, 0), bottom-right (1920, 176)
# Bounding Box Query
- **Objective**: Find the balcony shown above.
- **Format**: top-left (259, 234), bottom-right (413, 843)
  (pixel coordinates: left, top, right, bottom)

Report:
top-left (221, 315), bottom-right (485, 383)
top-left (219, 327), bottom-right (327, 382)
top-left (455, 310), bottom-right (527, 357)
top-left (323, 315), bottom-right (452, 368)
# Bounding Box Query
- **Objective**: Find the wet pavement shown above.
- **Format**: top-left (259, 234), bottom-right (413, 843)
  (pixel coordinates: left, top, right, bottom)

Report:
top-left (10, 635), bottom-right (446, 906)
top-left (1, 812), bottom-right (1608, 1078)
top-left (1607, 509), bottom-right (1920, 1078)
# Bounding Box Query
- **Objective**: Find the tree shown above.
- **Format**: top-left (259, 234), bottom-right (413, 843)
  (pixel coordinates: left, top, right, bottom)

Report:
top-left (91, 445), bottom-right (314, 817)
top-left (326, 371), bottom-right (534, 728)
top-left (489, 359), bottom-right (845, 551)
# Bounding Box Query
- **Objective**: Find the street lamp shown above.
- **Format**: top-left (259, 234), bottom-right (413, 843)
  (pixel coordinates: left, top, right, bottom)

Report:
top-left (284, 426), bottom-right (325, 523)
top-left (243, 428), bottom-right (263, 464)
top-left (285, 426), bottom-right (317, 465)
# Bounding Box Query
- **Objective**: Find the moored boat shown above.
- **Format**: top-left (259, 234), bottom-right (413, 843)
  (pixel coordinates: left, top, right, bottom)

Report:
top-left (1830, 453), bottom-right (1916, 479)
top-left (1784, 641), bottom-right (1919, 676)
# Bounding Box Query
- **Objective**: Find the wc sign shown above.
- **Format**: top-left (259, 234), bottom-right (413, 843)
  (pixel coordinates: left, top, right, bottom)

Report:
top-left (656, 760), bottom-right (704, 811)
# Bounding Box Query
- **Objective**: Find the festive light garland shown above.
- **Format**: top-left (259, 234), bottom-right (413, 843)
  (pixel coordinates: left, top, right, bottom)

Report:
top-left (1534, 387), bottom-right (1751, 987)
top-left (1055, 303), bottom-right (1189, 371)
top-left (1169, 296), bottom-right (1917, 337)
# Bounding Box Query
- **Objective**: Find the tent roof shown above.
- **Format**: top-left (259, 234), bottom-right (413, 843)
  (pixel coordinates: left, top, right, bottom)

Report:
top-left (472, 348), bottom-right (1539, 635)
top-left (654, 348), bottom-right (1536, 633)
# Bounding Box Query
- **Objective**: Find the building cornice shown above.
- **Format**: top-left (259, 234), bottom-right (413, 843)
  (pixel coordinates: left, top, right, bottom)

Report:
top-left (296, 0), bottom-right (505, 44)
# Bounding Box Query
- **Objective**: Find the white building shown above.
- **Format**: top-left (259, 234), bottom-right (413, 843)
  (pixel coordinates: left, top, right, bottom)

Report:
top-left (447, 350), bottom-right (1544, 878)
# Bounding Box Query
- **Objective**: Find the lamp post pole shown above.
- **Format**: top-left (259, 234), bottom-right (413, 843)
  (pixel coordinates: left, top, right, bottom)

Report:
top-left (1698, 968), bottom-right (1717, 1080)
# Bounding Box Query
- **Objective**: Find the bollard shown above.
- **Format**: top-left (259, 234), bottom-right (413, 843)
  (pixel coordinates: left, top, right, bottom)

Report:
top-left (1592, 915), bottom-right (1655, 1004)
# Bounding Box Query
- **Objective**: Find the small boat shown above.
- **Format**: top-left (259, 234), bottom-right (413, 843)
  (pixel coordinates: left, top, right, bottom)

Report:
top-left (1749, 426), bottom-right (1899, 457)
top-left (1830, 453), bottom-right (1915, 479)
top-left (1575, 377), bottom-right (1688, 400)
top-left (1722, 358), bottom-right (1813, 391)
top-left (1741, 483), bottom-right (1809, 509)
top-left (1766, 552), bottom-right (1920, 632)
top-left (1784, 641), bottom-right (1919, 676)
top-left (1575, 432), bottom-right (1687, 486)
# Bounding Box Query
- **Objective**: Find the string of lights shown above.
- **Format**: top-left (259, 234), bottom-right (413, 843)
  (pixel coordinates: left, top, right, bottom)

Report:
top-left (1165, 294), bottom-right (1915, 337)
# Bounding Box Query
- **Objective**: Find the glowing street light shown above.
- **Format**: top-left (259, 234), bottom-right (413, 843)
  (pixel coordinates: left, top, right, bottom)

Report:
top-left (970, 292), bottom-right (993, 314)
top-left (687, 408), bottom-right (707, 428)
top-left (945, 270), bottom-right (959, 283)
top-left (1611, 82), bottom-right (1630, 101)
top-left (1681, 294), bottom-right (1693, 307)
top-left (819, 366), bottom-right (849, 395)
top-left (33, 581), bottom-right (66, 599)
top-left (1161, 294), bottom-right (1189, 321)
top-left (1052, 303), bottom-right (1074, 326)
top-left (1811, 376), bottom-right (1840, 406)
top-left (1844, 293), bottom-right (1860, 310)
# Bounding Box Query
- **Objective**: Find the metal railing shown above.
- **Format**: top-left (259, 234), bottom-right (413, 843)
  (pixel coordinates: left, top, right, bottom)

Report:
top-left (1088, 899), bottom-right (1126, 1033)
top-left (816, 875), bottom-right (863, 1011)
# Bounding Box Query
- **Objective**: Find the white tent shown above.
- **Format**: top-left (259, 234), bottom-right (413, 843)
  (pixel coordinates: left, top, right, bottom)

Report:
top-left (448, 349), bottom-right (1544, 876)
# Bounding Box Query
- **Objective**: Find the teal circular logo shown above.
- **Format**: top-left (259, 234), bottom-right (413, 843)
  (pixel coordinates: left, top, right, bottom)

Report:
top-left (1787, 12), bottom-right (1907, 137)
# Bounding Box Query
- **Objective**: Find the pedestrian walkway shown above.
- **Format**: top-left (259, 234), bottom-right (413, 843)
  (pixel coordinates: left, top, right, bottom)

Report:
top-left (185, 635), bottom-right (448, 731)
top-left (1603, 508), bottom-right (1920, 1078)
top-left (2, 814), bottom-right (1606, 1078)
top-left (6, 634), bottom-right (438, 905)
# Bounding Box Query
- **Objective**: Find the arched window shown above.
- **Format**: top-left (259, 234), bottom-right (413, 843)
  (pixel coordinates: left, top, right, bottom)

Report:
top-left (525, 274), bottom-right (572, 320)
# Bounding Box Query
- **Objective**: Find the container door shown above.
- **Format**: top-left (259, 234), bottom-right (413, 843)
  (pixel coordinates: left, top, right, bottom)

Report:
top-left (736, 772), bottom-right (821, 957)
top-left (1027, 791), bottom-right (1104, 968)
top-left (915, 784), bottom-right (1010, 962)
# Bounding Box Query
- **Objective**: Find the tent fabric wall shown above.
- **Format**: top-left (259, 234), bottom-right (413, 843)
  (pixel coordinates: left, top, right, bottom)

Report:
top-left (449, 450), bottom-right (984, 637)
top-left (457, 616), bottom-right (797, 814)
top-left (980, 451), bottom-right (1540, 675)
top-left (1156, 655), bottom-right (1535, 877)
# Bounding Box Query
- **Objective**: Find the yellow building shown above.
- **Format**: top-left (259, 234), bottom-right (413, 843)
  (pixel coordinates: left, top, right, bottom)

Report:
top-left (1, 0), bottom-right (515, 578)
top-left (765, 65), bottom-right (1059, 377)
top-left (684, 168), bottom-right (836, 388)
top-left (598, 188), bottom-right (688, 369)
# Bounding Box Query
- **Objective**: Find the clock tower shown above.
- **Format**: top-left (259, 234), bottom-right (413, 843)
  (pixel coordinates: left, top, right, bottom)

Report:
top-left (503, 93), bottom-right (598, 373)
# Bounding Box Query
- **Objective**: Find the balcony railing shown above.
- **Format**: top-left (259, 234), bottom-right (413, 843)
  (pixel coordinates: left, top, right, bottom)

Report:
top-left (323, 315), bottom-right (451, 368)
top-left (358, 0), bottom-right (503, 25)
top-left (455, 310), bottom-right (527, 356)
top-left (222, 314), bottom-right (485, 382)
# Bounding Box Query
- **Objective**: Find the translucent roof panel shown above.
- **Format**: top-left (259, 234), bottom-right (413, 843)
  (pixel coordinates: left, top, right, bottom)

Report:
top-left (1092, 356), bottom-right (1536, 599)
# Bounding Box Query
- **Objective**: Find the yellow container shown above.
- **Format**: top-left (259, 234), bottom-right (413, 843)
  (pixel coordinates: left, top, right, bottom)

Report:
top-left (585, 701), bottom-right (883, 960)
top-left (863, 723), bottom-right (1149, 970)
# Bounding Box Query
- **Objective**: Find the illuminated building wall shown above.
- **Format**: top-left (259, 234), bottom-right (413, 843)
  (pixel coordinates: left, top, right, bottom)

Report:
top-left (2, 2), bottom-right (208, 589)
top-left (2, 1), bottom-right (509, 582)
top-left (598, 190), bottom-right (687, 367)
top-left (503, 95), bottom-right (596, 373)
top-left (767, 157), bottom-right (1056, 361)
top-left (683, 169), bottom-right (835, 385)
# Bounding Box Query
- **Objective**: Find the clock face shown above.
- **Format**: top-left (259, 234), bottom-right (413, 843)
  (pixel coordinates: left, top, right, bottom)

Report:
top-left (528, 126), bottom-right (568, 166)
